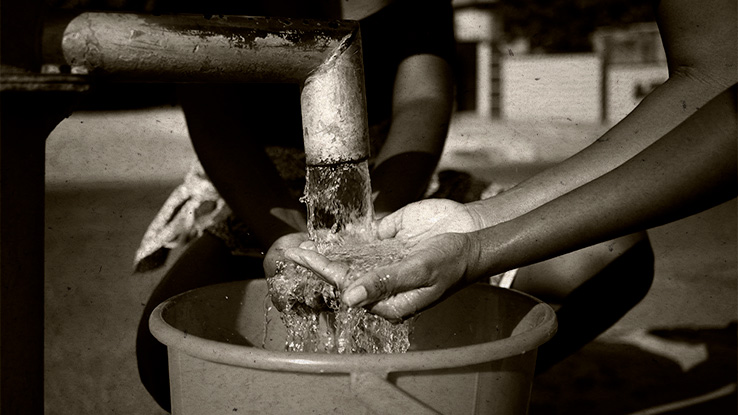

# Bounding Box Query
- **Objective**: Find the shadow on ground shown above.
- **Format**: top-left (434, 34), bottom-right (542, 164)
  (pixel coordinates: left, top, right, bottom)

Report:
top-left (531, 322), bottom-right (737, 415)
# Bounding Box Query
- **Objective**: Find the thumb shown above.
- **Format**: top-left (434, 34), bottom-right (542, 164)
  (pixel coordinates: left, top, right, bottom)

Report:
top-left (340, 255), bottom-right (428, 308)
top-left (341, 266), bottom-right (440, 321)
top-left (375, 209), bottom-right (403, 240)
top-left (366, 288), bottom-right (437, 321)
top-left (284, 248), bottom-right (350, 289)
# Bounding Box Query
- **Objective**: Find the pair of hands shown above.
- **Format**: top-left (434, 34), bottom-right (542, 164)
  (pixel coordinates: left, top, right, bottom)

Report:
top-left (264, 199), bottom-right (484, 320)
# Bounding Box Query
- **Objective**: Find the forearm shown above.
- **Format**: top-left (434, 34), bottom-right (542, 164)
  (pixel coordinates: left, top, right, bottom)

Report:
top-left (371, 103), bottom-right (450, 214)
top-left (469, 0), bottom-right (737, 226)
top-left (469, 73), bottom-right (732, 226)
top-left (466, 85), bottom-right (737, 282)
top-left (371, 54), bottom-right (454, 215)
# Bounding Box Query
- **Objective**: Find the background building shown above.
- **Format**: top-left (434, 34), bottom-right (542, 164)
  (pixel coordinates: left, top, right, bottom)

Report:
top-left (453, 0), bottom-right (668, 124)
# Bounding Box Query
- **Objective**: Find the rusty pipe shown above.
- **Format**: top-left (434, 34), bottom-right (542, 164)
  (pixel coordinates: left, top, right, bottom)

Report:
top-left (62, 11), bottom-right (369, 165)
top-left (300, 29), bottom-right (372, 234)
top-left (62, 12), bottom-right (357, 84)
top-left (62, 12), bottom-right (371, 231)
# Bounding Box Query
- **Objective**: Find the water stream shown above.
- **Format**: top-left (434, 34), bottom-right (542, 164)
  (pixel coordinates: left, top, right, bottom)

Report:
top-left (267, 160), bottom-right (413, 354)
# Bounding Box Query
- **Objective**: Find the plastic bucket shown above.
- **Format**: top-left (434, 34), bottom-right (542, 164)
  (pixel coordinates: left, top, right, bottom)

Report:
top-left (150, 280), bottom-right (557, 414)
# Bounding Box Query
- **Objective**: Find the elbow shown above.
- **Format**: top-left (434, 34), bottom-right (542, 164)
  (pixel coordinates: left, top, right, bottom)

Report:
top-left (668, 59), bottom-right (738, 91)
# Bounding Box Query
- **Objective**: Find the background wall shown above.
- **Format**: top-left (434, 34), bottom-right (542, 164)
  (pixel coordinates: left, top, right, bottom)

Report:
top-left (501, 54), bottom-right (601, 122)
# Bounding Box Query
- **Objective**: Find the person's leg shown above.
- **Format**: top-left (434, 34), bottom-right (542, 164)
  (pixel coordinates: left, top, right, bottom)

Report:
top-left (512, 231), bottom-right (655, 374)
top-left (135, 233), bottom-right (264, 412)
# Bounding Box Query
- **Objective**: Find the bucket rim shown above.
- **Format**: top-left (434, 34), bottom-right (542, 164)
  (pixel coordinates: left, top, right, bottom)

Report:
top-left (149, 280), bottom-right (557, 375)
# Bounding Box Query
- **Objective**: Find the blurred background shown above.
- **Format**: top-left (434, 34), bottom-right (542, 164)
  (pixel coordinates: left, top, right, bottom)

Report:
top-left (41, 0), bottom-right (736, 413)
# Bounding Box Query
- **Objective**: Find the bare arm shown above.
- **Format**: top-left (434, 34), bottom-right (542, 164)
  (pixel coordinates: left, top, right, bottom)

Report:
top-left (467, 85), bottom-right (737, 282)
top-left (288, 84), bottom-right (736, 319)
top-left (191, 132), bottom-right (306, 249)
top-left (468, 0), bottom-right (737, 227)
top-left (180, 85), bottom-right (306, 252)
top-left (285, 0), bottom-right (737, 320)
top-left (371, 54), bottom-right (454, 216)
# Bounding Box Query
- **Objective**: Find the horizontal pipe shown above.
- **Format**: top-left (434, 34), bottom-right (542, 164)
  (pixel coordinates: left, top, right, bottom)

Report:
top-left (62, 12), bottom-right (358, 83)
top-left (61, 11), bottom-right (371, 217)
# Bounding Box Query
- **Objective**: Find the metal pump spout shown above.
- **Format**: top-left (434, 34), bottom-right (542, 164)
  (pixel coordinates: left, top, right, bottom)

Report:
top-left (61, 12), bottom-right (370, 165)
top-left (300, 29), bottom-right (370, 167)
top-left (61, 13), bottom-right (372, 233)
top-left (300, 29), bottom-right (373, 236)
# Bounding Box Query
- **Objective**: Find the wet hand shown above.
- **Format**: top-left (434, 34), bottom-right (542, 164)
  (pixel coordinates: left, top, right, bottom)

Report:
top-left (281, 198), bottom-right (479, 288)
top-left (286, 231), bottom-right (478, 321)
top-left (263, 232), bottom-right (310, 277)
top-left (376, 199), bottom-right (482, 244)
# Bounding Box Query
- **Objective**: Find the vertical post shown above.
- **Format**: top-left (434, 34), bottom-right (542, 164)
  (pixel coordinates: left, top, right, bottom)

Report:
top-left (455, 3), bottom-right (502, 119)
top-left (477, 39), bottom-right (501, 119)
top-left (476, 41), bottom-right (493, 118)
top-left (0, 75), bottom-right (87, 415)
top-left (599, 35), bottom-right (611, 124)
top-left (489, 10), bottom-right (503, 119)
top-left (0, 91), bottom-right (51, 415)
top-left (0, 0), bottom-right (55, 411)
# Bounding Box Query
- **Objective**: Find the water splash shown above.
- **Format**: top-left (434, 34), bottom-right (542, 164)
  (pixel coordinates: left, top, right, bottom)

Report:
top-left (267, 160), bottom-right (414, 354)
top-left (302, 160), bottom-right (375, 242)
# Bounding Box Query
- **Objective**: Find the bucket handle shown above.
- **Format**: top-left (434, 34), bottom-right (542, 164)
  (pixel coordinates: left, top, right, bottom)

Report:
top-left (351, 372), bottom-right (441, 414)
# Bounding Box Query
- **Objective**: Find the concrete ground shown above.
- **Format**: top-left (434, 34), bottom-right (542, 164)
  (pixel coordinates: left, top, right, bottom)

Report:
top-left (45, 104), bottom-right (736, 414)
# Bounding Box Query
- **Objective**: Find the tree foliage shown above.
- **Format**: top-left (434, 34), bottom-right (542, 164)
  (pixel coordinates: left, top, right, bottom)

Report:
top-left (499, 0), bottom-right (658, 52)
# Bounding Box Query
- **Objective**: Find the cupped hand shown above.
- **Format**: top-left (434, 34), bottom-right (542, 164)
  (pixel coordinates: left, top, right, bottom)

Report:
top-left (263, 232), bottom-right (311, 277)
top-left (281, 198), bottom-right (480, 286)
top-left (375, 199), bottom-right (483, 245)
top-left (286, 231), bottom-right (479, 320)
top-left (283, 198), bottom-right (484, 320)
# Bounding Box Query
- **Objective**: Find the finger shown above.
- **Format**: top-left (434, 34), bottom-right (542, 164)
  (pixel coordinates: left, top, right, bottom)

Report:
top-left (341, 258), bottom-right (428, 308)
top-left (284, 248), bottom-right (350, 288)
top-left (341, 269), bottom-right (441, 321)
top-left (375, 209), bottom-right (403, 240)
top-left (298, 240), bottom-right (317, 250)
top-left (365, 287), bottom-right (439, 321)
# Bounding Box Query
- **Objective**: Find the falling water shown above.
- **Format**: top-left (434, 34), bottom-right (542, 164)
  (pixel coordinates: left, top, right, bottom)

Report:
top-left (267, 159), bottom-right (413, 354)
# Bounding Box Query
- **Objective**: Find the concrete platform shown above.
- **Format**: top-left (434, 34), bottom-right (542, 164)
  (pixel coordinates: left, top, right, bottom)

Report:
top-left (45, 106), bottom-right (736, 414)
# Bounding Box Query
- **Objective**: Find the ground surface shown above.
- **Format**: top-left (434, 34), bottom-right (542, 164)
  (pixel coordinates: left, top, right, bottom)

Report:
top-left (44, 106), bottom-right (736, 414)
